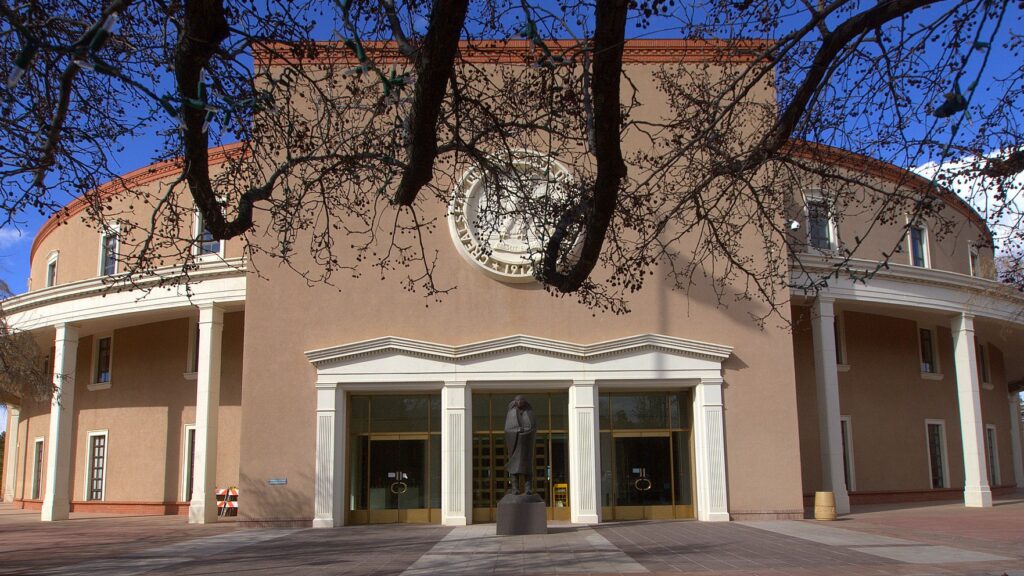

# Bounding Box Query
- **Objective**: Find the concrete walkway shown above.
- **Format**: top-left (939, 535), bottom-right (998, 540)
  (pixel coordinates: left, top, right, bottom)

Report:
top-left (1, 494), bottom-right (1022, 575)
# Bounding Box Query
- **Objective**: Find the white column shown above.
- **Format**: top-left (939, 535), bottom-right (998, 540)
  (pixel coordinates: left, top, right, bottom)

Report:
top-left (189, 304), bottom-right (223, 523)
top-left (951, 313), bottom-right (992, 507)
top-left (41, 323), bottom-right (79, 522)
top-left (441, 380), bottom-right (471, 526)
top-left (568, 380), bottom-right (600, 524)
top-left (811, 297), bottom-right (850, 514)
top-left (694, 378), bottom-right (730, 521)
top-left (1007, 394), bottom-right (1023, 488)
top-left (313, 384), bottom-right (346, 528)
top-left (3, 404), bottom-right (21, 502)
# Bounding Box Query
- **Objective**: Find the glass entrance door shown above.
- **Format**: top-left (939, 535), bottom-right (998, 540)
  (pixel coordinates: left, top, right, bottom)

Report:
top-left (368, 435), bottom-right (430, 523)
top-left (599, 391), bottom-right (695, 520)
top-left (612, 433), bottom-right (673, 520)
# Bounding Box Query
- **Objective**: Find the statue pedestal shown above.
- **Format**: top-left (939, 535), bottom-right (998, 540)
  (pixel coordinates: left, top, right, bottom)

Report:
top-left (496, 493), bottom-right (547, 535)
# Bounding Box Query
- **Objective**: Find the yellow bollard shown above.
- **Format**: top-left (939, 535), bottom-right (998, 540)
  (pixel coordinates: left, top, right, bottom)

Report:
top-left (814, 491), bottom-right (836, 520)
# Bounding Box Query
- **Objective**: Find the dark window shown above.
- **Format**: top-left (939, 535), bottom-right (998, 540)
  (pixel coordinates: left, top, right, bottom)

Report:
top-left (807, 200), bottom-right (832, 250)
top-left (920, 328), bottom-right (935, 373)
top-left (87, 435), bottom-right (107, 501)
top-left (185, 427), bottom-right (196, 502)
top-left (100, 233), bottom-right (117, 275)
top-left (31, 440), bottom-right (43, 499)
top-left (45, 259), bottom-right (57, 287)
top-left (927, 423), bottom-right (945, 488)
top-left (833, 314), bottom-right (845, 364)
top-left (977, 343), bottom-right (990, 383)
top-left (840, 419), bottom-right (853, 489)
top-left (196, 212), bottom-right (221, 255)
top-left (910, 226), bottom-right (926, 267)
top-left (95, 337), bottom-right (112, 383)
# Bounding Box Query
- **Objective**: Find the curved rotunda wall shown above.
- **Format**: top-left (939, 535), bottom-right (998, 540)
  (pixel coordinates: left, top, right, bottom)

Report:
top-left (27, 144), bottom-right (246, 292)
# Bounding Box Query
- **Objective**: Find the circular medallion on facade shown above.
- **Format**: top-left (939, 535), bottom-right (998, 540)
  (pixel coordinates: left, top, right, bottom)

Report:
top-left (448, 152), bottom-right (573, 283)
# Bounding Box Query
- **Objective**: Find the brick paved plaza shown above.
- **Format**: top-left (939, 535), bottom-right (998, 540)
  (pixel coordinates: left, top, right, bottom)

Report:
top-left (2, 493), bottom-right (1023, 575)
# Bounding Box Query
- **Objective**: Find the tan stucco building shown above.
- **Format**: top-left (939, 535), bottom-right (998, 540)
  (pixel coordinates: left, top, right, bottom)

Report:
top-left (3, 40), bottom-right (1023, 527)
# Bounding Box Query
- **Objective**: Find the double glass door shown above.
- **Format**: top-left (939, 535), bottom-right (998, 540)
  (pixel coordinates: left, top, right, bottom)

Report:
top-left (367, 435), bottom-right (429, 523)
top-left (600, 392), bottom-right (695, 520)
top-left (348, 395), bottom-right (441, 524)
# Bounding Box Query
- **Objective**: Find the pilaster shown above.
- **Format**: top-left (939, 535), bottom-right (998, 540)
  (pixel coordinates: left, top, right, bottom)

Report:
top-left (441, 380), bottom-right (472, 526)
top-left (568, 380), bottom-right (600, 524)
top-left (694, 378), bottom-right (730, 521)
top-left (951, 313), bottom-right (992, 507)
top-left (41, 323), bottom-right (79, 522)
top-left (313, 384), bottom-right (346, 527)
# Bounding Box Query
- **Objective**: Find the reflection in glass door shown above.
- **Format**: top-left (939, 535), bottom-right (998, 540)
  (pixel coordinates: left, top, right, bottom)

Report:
top-left (348, 395), bottom-right (441, 524)
top-left (600, 391), bottom-right (695, 520)
top-left (614, 434), bottom-right (672, 513)
top-left (368, 436), bottom-right (428, 523)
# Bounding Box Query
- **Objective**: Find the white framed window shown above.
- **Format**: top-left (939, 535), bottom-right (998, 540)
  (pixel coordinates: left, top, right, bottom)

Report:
top-left (184, 317), bottom-right (199, 379)
top-left (45, 251), bottom-right (59, 287)
top-left (834, 311), bottom-right (849, 371)
top-left (985, 424), bottom-right (999, 486)
top-left (84, 431), bottom-right (108, 501)
top-left (840, 415), bottom-right (856, 491)
top-left (98, 225), bottom-right (119, 276)
top-left (193, 209), bottom-right (223, 259)
top-left (968, 243), bottom-right (981, 277)
top-left (804, 190), bottom-right (836, 251)
top-left (917, 325), bottom-right (942, 379)
top-left (925, 419), bottom-right (950, 489)
top-left (89, 333), bottom-right (113, 390)
top-left (31, 437), bottom-right (44, 500)
top-left (907, 223), bottom-right (930, 268)
top-left (976, 342), bottom-right (992, 388)
top-left (182, 425), bottom-right (197, 502)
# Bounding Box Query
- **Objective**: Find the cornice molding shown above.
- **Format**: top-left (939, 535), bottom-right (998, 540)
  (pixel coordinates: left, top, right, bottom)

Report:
top-left (253, 38), bottom-right (772, 67)
top-left (305, 333), bottom-right (733, 367)
top-left (2, 258), bottom-right (247, 317)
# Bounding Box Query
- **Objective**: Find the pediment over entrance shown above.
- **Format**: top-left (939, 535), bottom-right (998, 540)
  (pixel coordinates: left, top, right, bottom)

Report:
top-left (305, 333), bottom-right (732, 385)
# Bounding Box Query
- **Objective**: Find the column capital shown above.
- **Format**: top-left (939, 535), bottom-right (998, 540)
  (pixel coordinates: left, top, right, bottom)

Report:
top-left (443, 379), bottom-right (468, 388)
top-left (571, 379), bottom-right (597, 387)
top-left (5, 403), bottom-right (19, 416)
top-left (53, 323), bottom-right (80, 341)
top-left (699, 377), bottom-right (724, 387)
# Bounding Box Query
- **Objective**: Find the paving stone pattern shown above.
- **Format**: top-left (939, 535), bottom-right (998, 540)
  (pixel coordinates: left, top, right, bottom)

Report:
top-left (2, 497), bottom-right (1023, 576)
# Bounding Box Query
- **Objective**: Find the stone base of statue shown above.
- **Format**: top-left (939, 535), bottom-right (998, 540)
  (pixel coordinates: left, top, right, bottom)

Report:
top-left (496, 493), bottom-right (547, 535)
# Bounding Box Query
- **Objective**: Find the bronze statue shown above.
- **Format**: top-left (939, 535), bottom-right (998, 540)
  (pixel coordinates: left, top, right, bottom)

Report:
top-left (504, 395), bottom-right (537, 495)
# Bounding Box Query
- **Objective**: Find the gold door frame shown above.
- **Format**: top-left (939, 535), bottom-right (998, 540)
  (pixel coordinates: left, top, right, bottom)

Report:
top-left (350, 433), bottom-right (441, 524)
top-left (602, 430), bottom-right (695, 521)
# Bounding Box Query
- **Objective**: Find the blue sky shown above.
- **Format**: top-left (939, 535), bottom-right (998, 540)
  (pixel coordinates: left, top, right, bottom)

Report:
top-left (0, 2), bottom-right (1019, 295)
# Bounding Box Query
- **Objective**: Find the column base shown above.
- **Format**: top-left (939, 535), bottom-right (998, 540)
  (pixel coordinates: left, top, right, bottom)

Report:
top-left (570, 513), bottom-right (600, 524)
top-left (442, 515), bottom-right (469, 526)
top-left (835, 490), bottom-right (851, 515)
top-left (701, 511), bottom-right (731, 522)
top-left (40, 502), bottom-right (69, 522)
top-left (963, 486), bottom-right (993, 507)
top-left (312, 516), bottom-right (338, 528)
top-left (188, 501), bottom-right (219, 524)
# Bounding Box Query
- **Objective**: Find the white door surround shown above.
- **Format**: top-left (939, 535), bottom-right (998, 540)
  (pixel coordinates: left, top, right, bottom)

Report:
top-left (306, 333), bottom-right (733, 527)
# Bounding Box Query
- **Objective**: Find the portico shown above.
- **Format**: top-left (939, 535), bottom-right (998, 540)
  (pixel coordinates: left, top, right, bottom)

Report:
top-left (306, 333), bottom-right (733, 527)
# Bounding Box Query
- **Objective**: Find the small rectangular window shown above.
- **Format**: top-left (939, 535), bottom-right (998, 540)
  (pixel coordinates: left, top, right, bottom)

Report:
top-left (969, 244), bottom-right (981, 277)
top-left (45, 253), bottom-right (58, 287)
top-left (985, 425), bottom-right (999, 486)
top-left (926, 421), bottom-right (948, 488)
top-left (977, 342), bottom-right (991, 384)
top-left (910, 226), bottom-right (927, 267)
top-left (807, 199), bottom-right (832, 250)
top-left (100, 232), bottom-right (118, 275)
top-left (840, 416), bottom-right (855, 491)
top-left (195, 211), bottom-right (221, 256)
top-left (183, 426), bottom-right (196, 502)
top-left (95, 336), bottom-right (112, 384)
top-left (833, 312), bottom-right (846, 365)
top-left (87, 433), bottom-right (107, 501)
top-left (31, 438), bottom-right (44, 500)
top-left (919, 328), bottom-right (936, 373)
